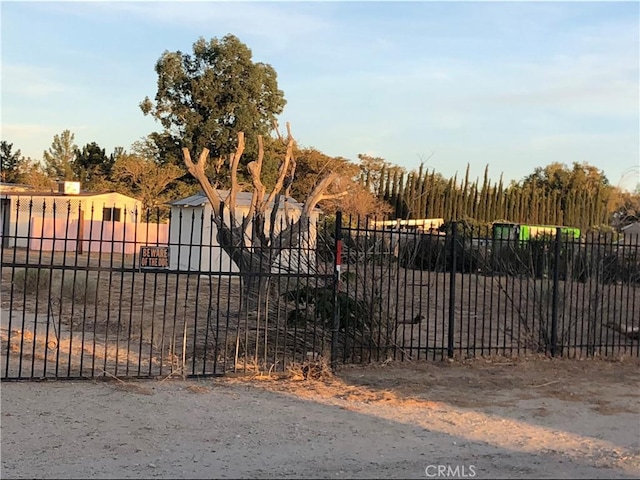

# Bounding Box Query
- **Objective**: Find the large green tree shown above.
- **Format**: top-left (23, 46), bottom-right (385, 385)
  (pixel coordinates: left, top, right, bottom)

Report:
top-left (140, 34), bottom-right (286, 163)
top-left (43, 130), bottom-right (77, 181)
top-left (522, 162), bottom-right (610, 197)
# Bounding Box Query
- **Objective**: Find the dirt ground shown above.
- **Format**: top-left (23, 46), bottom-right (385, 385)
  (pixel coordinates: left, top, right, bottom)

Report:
top-left (1, 357), bottom-right (639, 479)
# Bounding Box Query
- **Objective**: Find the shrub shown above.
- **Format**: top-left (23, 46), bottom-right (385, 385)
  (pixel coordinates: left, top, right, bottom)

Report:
top-left (11, 268), bottom-right (51, 295)
top-left (55, 271), bottom-right (98, 303)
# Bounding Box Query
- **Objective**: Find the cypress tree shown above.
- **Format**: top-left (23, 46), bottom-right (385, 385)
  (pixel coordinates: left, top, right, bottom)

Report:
top-left (444, 177), bottom-right (454, 220)
top-left (469, 181), bottom-right (479, 219)
top-left (529, 182), bottom-right (539, 224)
top-left (383, 168), bottom-right (391, 202)
top-left (418, 164), bottom-right (428, 218)
top-left (390, 170), bottom-right (399, 216)
top-left (426, 169), bottom-right (437, 217)
top-left (407, 172), bottom-right (417, 218)
top-left (479, 165), bottom-right (490, 222)
top-left (396, 173), bottom-right (406, 218)
top-left (495, 175), bottom-right (505, 220)
top-left (461, 164), bottom-right (470, 218)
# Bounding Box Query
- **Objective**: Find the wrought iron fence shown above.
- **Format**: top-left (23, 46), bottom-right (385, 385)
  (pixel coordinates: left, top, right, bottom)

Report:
top-left (1, 198), bottom-right (638, 381)
top-left (334, 214), bottom-right (639, 363)
top-left (1, 198), bottom-right (334, 380)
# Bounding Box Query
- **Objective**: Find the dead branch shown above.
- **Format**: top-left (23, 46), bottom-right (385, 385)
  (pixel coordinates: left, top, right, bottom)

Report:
top-left (226, 132), bottom-right (246, 223)
top-left (303, 172), bottom-right (347, 217)
top-left (245, 135), bottom-right (265, 232)
top-left (182, 147), bottom-right (223, 218)
top-left (272, 119), bottom-right (282, 142)
top-left (263, 133), bottom-right (294, 212)
top-left (607, 322), bottom-right (640, 340)
top-left (283, 122), bottom-right (297, 224)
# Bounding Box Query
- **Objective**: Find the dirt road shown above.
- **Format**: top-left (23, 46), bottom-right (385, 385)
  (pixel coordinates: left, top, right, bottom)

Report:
top-left (1, 358), bottom-right (639, 479)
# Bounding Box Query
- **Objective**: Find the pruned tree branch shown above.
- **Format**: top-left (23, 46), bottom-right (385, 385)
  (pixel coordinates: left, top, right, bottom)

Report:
top-left (272, 119), bottom-right (282, 142)
top-left (283, 158), bottom-right (296, 227)
top-left (247, 137), bottom-right (266, 216)
top-left (302, 172), bottom-right (346, 217)
top-left (264, 136), bottom-right (293, 209)
top-left (267, 122), bottom-right (299, 240)
top-left (285, 122), bottom-right (293, 142)
top-left (182, 147), bottom-right (223, 218)
top-left (227, 132), bottom-right (245, 224)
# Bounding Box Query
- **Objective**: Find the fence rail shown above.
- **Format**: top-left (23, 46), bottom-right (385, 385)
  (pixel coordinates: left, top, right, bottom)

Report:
top-left (1, 200), bottom-right (638, 380)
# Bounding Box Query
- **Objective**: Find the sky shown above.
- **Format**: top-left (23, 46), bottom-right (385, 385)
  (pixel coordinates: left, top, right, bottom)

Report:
top-left (1, 0), bottom-right (639, 191)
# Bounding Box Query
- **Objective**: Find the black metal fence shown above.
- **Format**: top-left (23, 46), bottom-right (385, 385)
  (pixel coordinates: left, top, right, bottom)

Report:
top-left (1, 198), bottom-right (638, 381)
top-left (336, 215), bottom-right (639, 363)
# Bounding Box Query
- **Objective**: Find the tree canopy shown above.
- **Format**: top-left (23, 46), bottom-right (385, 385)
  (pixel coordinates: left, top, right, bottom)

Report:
top-left (522, 162), bottom-right (610, 197)
top-left (140, 34), bottom-right (286, 162)
top-left (43, 130), bottom-right (77, 181)
top-left (111, 152), bottom-right (182, 211)
top-left (73, 142), bottom-right (114, 190)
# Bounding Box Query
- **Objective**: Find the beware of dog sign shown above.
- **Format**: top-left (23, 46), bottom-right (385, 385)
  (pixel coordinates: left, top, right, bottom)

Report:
top-left (140, 246), bottom-right (169, 269)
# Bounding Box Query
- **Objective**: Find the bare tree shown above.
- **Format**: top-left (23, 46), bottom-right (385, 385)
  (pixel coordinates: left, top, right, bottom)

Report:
top-left (182, 124), bottom-right (346, 314)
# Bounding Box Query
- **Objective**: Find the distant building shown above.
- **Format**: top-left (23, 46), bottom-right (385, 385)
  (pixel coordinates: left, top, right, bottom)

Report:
top-left (369, 218), bottom-right (444, 233)
top-left (0, 182), bottom-right (34, 194)
top-left (1, 181), bottom-right (143, 249)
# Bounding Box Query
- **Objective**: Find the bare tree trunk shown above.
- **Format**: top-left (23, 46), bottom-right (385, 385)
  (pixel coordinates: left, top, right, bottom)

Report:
top-left (182, 126), bottom-right (347, 323)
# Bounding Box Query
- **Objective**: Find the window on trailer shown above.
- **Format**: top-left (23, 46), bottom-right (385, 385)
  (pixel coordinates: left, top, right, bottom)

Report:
top-left (103, 207), bottom-right (122, 222)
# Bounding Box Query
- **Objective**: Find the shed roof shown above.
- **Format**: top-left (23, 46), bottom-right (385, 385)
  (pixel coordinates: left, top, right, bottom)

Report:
top-left (168, 190), bottom-right (306, 210)
top-left (621, 222), bottom-right (640, 232)
top-left (0, 191), bottom-right (140, 201)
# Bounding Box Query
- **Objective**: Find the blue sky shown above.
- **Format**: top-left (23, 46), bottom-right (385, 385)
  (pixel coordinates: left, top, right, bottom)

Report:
top-left (2, 0), bottom-right (639, 190)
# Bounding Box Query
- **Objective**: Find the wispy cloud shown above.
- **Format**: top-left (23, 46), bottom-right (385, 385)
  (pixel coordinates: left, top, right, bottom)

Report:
top-left (0, 124), bottom-right (88, 157)
top-left (1, 1), bottom-right (636, 187)
top-left (1, 65), bottom-right (69, 97)
top-left (487, 52), bottom-right (638, 116)
top-left (36, 1), bottom-right (332, 51)
top-left (529, 132), bottom-right (638, 151)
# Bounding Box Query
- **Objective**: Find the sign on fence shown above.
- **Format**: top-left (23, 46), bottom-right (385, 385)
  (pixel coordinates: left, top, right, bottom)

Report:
top-left (140, 246), bottom-right (169, 269)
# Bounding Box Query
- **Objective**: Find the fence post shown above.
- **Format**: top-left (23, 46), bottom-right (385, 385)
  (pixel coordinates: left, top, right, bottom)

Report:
top-left (550, 227), bottom-right (561, 357)
top-left (331, 211), bottom-right (343, 371)
top-left (447, 222), bottom-right (457, 358)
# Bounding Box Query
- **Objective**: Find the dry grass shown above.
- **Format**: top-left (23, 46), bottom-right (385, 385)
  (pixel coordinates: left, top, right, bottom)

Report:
top-left (9, 267), bottom-right (98, 301)
top-left (185, 384), bottom-right (210, 394)
top-left (11, 268), bottom-right (50, 293)
top-left (285, 355), bottom-right (334, 381)
top-left (218, 356), bottom-right (640, 421)
top-left (108, 382), bottom-right (154, 396)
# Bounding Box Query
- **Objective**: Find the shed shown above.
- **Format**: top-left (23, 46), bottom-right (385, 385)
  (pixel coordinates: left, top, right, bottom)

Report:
top-left (621, 222), bottom-right (640, 244)
top-left (167, 191), bottom-right (320, 273)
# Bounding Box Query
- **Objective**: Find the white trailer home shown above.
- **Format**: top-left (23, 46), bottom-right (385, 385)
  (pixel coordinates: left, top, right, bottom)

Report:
top-left (0, 182), bottom-right (143, 249)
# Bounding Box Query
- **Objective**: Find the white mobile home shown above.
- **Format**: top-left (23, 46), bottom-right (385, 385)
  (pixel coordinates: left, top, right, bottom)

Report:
top-left (0, 183), bottom-right (142, 248)
top-left (168, 191), bottom-right (320, 273)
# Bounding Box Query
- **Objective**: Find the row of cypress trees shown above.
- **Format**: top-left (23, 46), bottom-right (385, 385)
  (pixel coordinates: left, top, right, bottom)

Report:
top-left (368, 164), bottom-right (610, 231)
